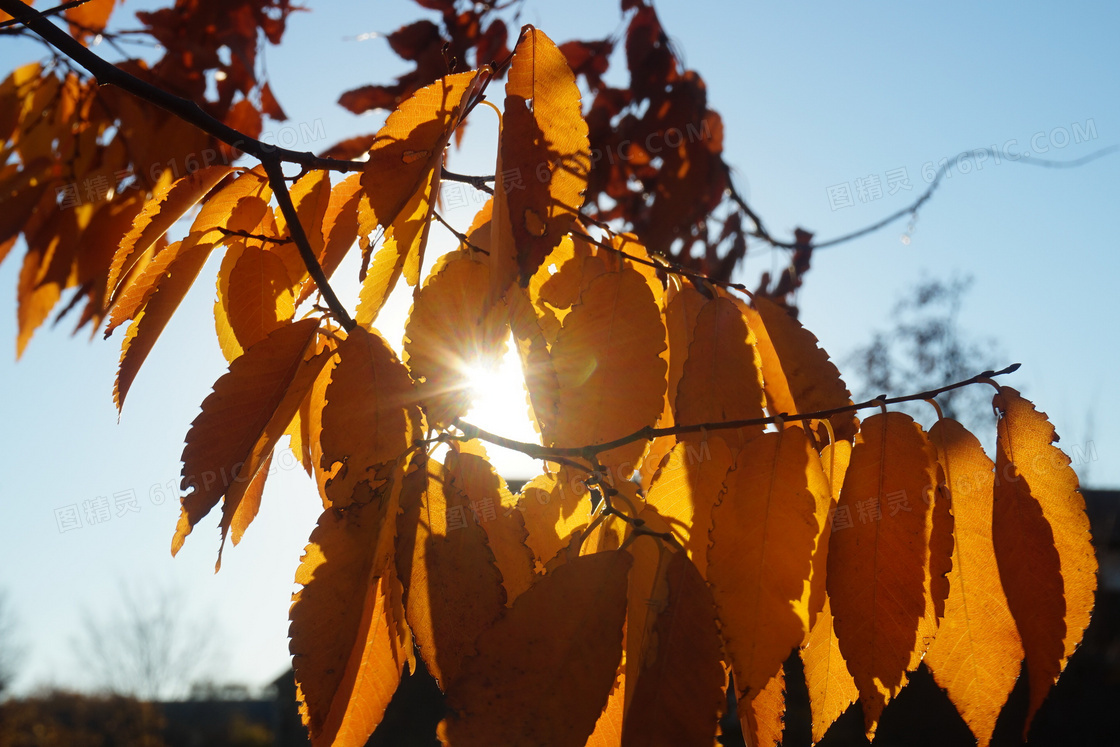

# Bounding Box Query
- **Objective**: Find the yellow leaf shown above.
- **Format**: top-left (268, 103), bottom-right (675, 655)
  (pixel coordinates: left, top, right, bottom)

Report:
top-left (801, 596), bottom-right (858, 744)
top-left (289, 503), bottom-right (410, 747)
top-left (395, 453), bottom-right (505, 687)
top-left (172, 318), bottom-right (323, 555)
top-left (106, 164), bottom-right (233, 294)
top-left (644, 438), bottom-right (735, 577)
top-left (992, 386), bottom-right (1097, 736)
top-left (517, 471), bottom-right (591, 569)
top-left (403, 251), bottom-right (508, 427)
top-left (439, 550), bottom-right (632, 747)
top-left (357, 71), bottom-right (481, 316)
top-left (549, 266), bottom-right (666, 474)
top-left (675, 296), bottom-right (765, 448)
top-left (297, 173), bottom-right (363, 306)
top-left (743, 296), bottom-right (857, 444)
top-left (445, 441), bottom-right (536, 604)
top-left (113, 237), bottom-right (216, 410)
top-left (620, 549), bottom-right (724, 747)
top-left (216, 241), bottom-right (297, 359)
top-left (708, 426), bottom-right (826, 699)
top-left (826, 412), bottom-right (939, 738)
top-left (500, 28), bottom-right (591, 286)
top-left (740, 666), bottom-right (785, 747)
top-left (319, 326), bottom-right (422, 509)
top-left (925, 417), bottom-right (1022, 747)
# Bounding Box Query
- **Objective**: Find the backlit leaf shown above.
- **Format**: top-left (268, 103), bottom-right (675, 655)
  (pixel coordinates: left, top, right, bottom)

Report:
top-left (621, 549), bottom-right (724, 747)
top-left (290, 504), bottom-right (410, 747)
top-left (548, 266), bottom-right (666, 473)
top-left (926, 417), bottom-right (1022, 747)
top-left (675, 296), bottom-right (765, 448)
top-left (319, 326), bottom-right (423, 509)
top-left (172, 318), bottom-right (322, 555)
top-left (826, 412), bottom-right (939, 738)
top-left (499, 27), bottom-right (591, 287)
top-left (395, 453), bottom-right (505, 687)
top-left (743, 296), bottom-right (857, 443)
top-left (439, 550), bottom-right (632, 747)
top-left (403, 251), bottom-right (508, 427)
top-left (708, 425), bottom-right (826, 699)
top-left (992, 386), bottom-right (1097, 736)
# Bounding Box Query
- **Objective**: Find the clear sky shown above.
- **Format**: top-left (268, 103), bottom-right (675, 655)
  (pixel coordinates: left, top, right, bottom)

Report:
top-left (1, 0), bottom-right (1117, 695)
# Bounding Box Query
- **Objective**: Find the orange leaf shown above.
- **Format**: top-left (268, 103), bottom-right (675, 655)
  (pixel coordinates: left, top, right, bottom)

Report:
top-left (395, 453), bottom-right (506, 687)
top-left (925, 417), bottom-right (1022, 747)
top-left (216, 241), bottom-right (297, 358)
top-left (290, 504), bottom-right (410, 747)
top-left (620, 549), bottom-right (724, 747)
top-left (114, 237), bottom-right (216, 410)
top-left (675, 296), bottom-right (765, 448)
top-left (743, 296), bottom-right (857, 443)
top-left (106, 164), bottom-right (233, 295)
top-left (499, 27), bottom-right (591, 286)
top-left (445, 441), bottom-right (536, 604)
top-left (644, 438), bottom-right (735, 577)
top-left (319, 326), bottom-right (422, 509)
top-left (355, 71), bottom-right (481, 322)
top-left (708, 426), bottom-right (827, 699)
top-left (826, 412), bottom-right (940, 738)
top-left (172, 318), bottom-right (322, 555)
top-left (801, 597), bottom-right (858, 744)
top-left (992, 386), bottom-right (1097, 735)
top-left (439, 550), bottom-right (632, 747)
top-left (740, 667), bottom-right (785, 747)
top-left (517, 471), bottom-right (591, 569)
top-left (548, 266), bottom-right (666, 473)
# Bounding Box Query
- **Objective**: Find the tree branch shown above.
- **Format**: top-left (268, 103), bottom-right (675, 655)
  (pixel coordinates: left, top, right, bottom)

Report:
top-left (451, 362), bottom-right (1021, 462)
top-left (0, 0), bottom-right (491, 189)
top-left (726, 145), bottom-right (1119, 252)
top-left (261, 159), bottom-right (356, 331)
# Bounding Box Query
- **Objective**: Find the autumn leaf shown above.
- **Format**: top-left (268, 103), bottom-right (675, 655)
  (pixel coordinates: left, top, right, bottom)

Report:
top-left (707, 425), bottom-right (827, 700)
top-left (644, 438), bottom-right (735, 577)
top-left (925, 417), bottom-right (1022, 747)
top-left (826, 411), bottom-right (940, 738)
top-left (113, 237), bottom-right (216, 410)
top-left (494, 27), bottom-right (591, 290)
top-left (318, 326), bottom-right (422, 509)
top-left (517, 470), bottom-right (592, 569)
top-left (992, 386), bottom-right (1097, 736)
top-left (743, 296), bottom-right (857, 443)
top-left (216, 241), bottom-right (297, 358)
top-left (172, 318), bottom-right (323, 556)
top-left (674, 295), bottom-right (765, 448)
top-left (439, 550), bottom-right (632, 747)
top-left (355, 71), bottom-right (482, 324)
top-left (802, 597), bottom-right (858, 744)
top-left (444, 441), bottom-right (536, 604)
top-left (395, 453), bottom-right (505, 687)
top-left (740, 667), bottom-right (785, 747)
top-left (620, 549), bottom-right (725, 747)
top-left (106, 164), bottom-right (233, 295)
top-left (548, 265), bottom-right (666, 473)
top-left (290, 504), bottom-right (411, 747)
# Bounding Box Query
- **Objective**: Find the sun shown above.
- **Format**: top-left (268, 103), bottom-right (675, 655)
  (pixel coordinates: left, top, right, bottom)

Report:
top-left (458, 337), bottom-right (542, 478)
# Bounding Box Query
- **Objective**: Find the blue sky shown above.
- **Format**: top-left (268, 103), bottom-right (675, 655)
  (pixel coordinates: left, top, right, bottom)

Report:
top-left (1, 1), bottom-right (1117, 695)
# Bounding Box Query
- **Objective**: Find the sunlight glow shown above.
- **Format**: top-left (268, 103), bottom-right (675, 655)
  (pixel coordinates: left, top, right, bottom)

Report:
top-left (459, 336), bottom-right (542, 479)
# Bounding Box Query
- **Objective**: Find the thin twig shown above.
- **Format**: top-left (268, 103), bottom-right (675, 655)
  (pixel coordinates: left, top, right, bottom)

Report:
top-left (261, 159), bottom-right (356, 331)
top-left (453, 363), bottom-right (1021, 461)
top-left (0, 0), bottom-right (87, 29)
